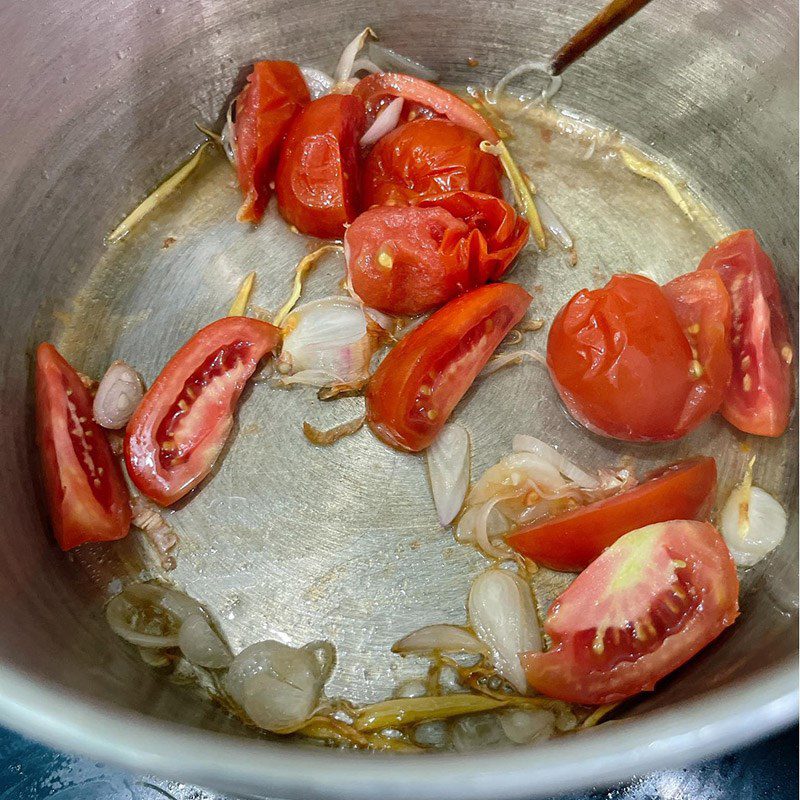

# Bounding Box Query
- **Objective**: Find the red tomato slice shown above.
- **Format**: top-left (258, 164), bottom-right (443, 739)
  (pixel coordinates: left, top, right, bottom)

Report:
top-left (275, 94), bottom-right (366, 239)
top-left (697, 229), bottom-right (793, 436)
top-left (352, 73), bottom-right (498, 143)
top-left (506, 457), bottom-right (717, 571)
top-left (548, 274), bottom-right (712, 441)
top-left (35, 344), bottom-right (131, 550)
top-left (662, 269), bottom-right (733, 432)
top-left (344, 191), bottom-right (529, 315)
top-left (361, 118), bottom-right (503, 208)
top-left (365, 282), bottom-right (531, 451)
top-left (234, 61), bottom-right (310, 224)
top-left (521, 520), bottom-right (739, 705)
top-left (125, 317), bottom-right (280, 506)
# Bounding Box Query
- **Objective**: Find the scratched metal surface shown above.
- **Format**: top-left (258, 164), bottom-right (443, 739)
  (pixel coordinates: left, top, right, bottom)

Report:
top-left (0, 0), bottom-right (796, 796)
top-left (0, 725), bottom-right (796, 799)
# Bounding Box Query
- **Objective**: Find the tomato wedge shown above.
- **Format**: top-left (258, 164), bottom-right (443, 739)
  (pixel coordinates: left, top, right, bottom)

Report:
top-left (234, 61), bottom-right (310, 223)
top-left (698, 229), bottom-right (793, 437)
top-left (662, 269), bottom-right (733, 432)
top-left (125, 317), bottom-right (280, 506)
top-left (506, 457), bottom-right (717, 571)
top-left (344, 191), bottom-right (529, 315)
top-left (365, 282), bottom-right (531, 451)
top-left (35, 344), bottom-right (131, 550)
top-left (521, 520), bottom-right (739, 705)
top-left (275, 93), bottom-right (366, 239)
top-left (352, 73), bottom-right (498, 142)
top-left (547, 273), bottom-right (728, 441)
top-left (361, 118), bottom-right (503, 208)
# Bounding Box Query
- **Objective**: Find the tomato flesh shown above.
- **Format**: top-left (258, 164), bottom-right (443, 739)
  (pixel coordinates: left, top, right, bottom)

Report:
top-left (698, 229), bottom-right (793, 437)
top-left (547, 273), bottom-right (724, 441)
top-left (234, 61), bottom-right (310, 223)
top-left (35, 344), bottom-right (131, 550)
top-left (344, 191), bottom-right (528, 315)
top-left (361, 118), bottom-right (503, 208)
top-left (522, 520), bottom-right (739, 705)
top-left (352, 73), bottom-right (498, 142)
top-left (662, 270), bottom-right (733, 432)
top-left (125, 317), bottom-right (280, 506)
top-left (506, 457), bottom-right (717, 571)
top-left (275, 94), bottom-right (366, 239)
top-left (365, 282), bottom-right (531, 451)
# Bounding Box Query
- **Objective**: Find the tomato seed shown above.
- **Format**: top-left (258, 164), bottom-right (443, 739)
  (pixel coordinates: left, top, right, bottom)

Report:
top-left (742, 373), bottom-right (752, 392)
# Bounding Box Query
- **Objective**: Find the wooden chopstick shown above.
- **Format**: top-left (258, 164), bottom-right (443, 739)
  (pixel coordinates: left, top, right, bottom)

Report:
top-left (549, 0), bottom-right (655, 76)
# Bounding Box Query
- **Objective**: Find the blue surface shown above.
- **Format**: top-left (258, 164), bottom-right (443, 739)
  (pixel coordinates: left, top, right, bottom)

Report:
top-left (0, 725), bottom-right (795, 799)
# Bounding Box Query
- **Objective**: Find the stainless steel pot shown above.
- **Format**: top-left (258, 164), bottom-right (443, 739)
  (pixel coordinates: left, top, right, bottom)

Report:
top-left (0, 0), bottom-right (796, 798)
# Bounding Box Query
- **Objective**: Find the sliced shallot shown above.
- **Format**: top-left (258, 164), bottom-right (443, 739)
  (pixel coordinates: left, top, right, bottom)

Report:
top-left (426, 423), bottom-right (471, 526)
top-left (300, 66), bottom-right (335, 100)
top-left (512, 435), bottom-right (598, 489)
top-left (720, 459), bottom-right (787, 566)
top-left (533, 195), bottom-right (573, 251)
top-left (468, 569), bottom-right (542, 694)
top-left (178, 613), bottom-right (232, 669)
top-left (225, 640), bottom-right (335, 733)
top-left (392, 624), bottom-right (487, 656)
top-left (368, 42), bottom-right (439, 82)
top-left (93, 360), bottom-right (144, 429)
top-left (360, 97), bottom-right (404, 146)
top-left (106, 583), bottom-right (203, 649)
top-left (277, 297), bottom-right (376, 389)
top-left (334, 28), bottom-right (376, 83)
top-left (499, 708), bottom-right (556, 744)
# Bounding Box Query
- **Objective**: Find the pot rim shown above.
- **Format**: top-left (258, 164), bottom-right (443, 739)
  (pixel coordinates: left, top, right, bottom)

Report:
top-left (0, 656), bottom-right (795, 798)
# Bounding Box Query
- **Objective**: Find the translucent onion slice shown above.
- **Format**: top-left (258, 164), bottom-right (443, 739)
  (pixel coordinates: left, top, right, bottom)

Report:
top-left (450, 713), bottom-right (506, 752)
top-left (334, 28), bottom-right (376, 83)
top-left (426, 423), bottom-right (471, 526)
top-left (106, 584), bottom-right (203, 649)
top-left (300, 66), bottom-right (335, 100)
top-left (392, 624), bottom-right (488, 656)
top-left (533, 195), bottom-right (573, 251)
top-left (468, 570), bottom-right (542, 694)
top-left (720, 461), bottom-right (787, 567)
top-left (277, 297), bottom-right (375, 388)
top-left (368, 43), bottom-right (439, 82)
top-left (512, 434), bottom-right (599, 489)
top-left (499, 708), bottom-right (556, 744)
top-left (360, 96), bottom-right (404, 146)
top-left (178, 613), bottom-right (232, 669)
top-left (226, 640), bottom-right (335, 733)
top-left (220, 102), bottom-right (236, 165)
top-left (490, 61), bottom-right (562, 105)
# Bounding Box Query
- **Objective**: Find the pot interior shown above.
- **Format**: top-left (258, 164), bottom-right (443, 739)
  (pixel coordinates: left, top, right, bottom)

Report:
top-left (0, 0), bottom-right (796, 788)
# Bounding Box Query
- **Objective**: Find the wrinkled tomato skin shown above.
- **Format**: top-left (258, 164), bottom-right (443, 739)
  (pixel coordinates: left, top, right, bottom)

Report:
top-left (365, 282), bottom-right (531, 452)
top-left (344, 191), bottom-right (528, 315)
top-left (125, 317), bottom-right (280, 507)
top-left (662, 270), bottom-right (732, 432)
top-left (361, 118), bottom-right (503, 208)
top-left (352, 72), bottom-right (498, 142)
top-left (35, 344), bottom-right (131, 550)
top-left (506, 457), bottom-right (717, 571)
top-left (698, 229), bottom-right (793, 437)
top-left (547, 274), bottom-right (698, 441)
top-left (234, 61), bottom-right (310, 223)
top-left (522, 520), bottom-right (739, 705)
top-left (275, 94), bottom-right (366, 239)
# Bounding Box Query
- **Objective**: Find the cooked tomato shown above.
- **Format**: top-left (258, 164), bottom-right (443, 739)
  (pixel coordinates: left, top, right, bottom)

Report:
top-left (275, 94), bottom-right (366, 239)
top-left (547, 273), bottom-right (724, 441)
top-left (35, 344), bottom-right (131, 550)
top-left (352, 73), bottom-right (497, 142)
top-left (361, 118), bottom-right (503, 208)
top-left (344, 191), bottom-right (529, 315)
top-left (521, 520), bottom-right (739, 705)
top-left (698, 229), bottom-right (793, 437)
top-left (365, 282), bottom-right (531, 451)
top-left (125, 317), bottom-right (280, 506)
top-left (506, 457), bottom-right (717, 571)
top-left (234, 61), bottom-right (310, 223)
top-left (662, 270), bottom-right (733, 432)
